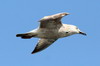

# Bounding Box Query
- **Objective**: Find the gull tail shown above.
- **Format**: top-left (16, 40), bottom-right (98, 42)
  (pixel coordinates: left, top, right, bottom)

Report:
top-left (16, 33), bottom-right (35, 39)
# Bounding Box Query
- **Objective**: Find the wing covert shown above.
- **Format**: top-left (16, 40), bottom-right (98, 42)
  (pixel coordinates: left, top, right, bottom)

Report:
top-left (39, 13), bottom-right (69, 28)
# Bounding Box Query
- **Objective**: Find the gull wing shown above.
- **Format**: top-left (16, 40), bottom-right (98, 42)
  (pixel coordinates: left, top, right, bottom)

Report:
top-left (31, 38), bottom-right (58, 54)
top-left (39, 13), bottom-right (69, 28)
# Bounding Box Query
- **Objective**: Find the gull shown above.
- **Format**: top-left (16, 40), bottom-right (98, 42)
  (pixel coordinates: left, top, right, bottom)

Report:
top-left (16, 12), bottom-right (86, 54)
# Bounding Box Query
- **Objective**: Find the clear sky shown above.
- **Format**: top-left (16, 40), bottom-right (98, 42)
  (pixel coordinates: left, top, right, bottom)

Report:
top-left (0, 0), bottom-right (100, 66)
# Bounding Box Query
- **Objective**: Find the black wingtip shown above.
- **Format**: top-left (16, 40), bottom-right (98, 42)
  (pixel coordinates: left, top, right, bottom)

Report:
top-left (31, 52), bottom-right (35, 54)
top-left (16, 34), bottom-right (22, 37)
top-left (31, 51), bottom-right (37, 54)
top-left (16, 34), bottom-right (18, 37)
top-left (31, 48), bottom-right (39, 54)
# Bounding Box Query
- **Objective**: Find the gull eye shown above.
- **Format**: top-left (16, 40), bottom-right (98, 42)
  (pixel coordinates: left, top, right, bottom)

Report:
top-left (66, 32), bottom-right (69, 33)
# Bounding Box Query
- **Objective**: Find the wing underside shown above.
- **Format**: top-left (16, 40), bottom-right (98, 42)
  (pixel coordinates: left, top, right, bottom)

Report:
top-left (31, 38), bottom-right (58, 54)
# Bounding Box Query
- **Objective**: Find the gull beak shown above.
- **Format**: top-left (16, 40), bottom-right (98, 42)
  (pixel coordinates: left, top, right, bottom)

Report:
top-left (79, 31), bottom-right (87, 36)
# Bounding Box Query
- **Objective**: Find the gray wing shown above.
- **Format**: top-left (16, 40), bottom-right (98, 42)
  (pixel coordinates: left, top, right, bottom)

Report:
top-left (39, 13), bottom-right (69, 28)
top-left (31, 38), bottom-right (58, 54)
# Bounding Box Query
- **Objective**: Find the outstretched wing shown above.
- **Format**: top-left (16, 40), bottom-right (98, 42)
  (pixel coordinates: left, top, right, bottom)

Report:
top-left (39, 13), bottom-right (69, 28)
top-left (31, 38), bottom-right (58, 54)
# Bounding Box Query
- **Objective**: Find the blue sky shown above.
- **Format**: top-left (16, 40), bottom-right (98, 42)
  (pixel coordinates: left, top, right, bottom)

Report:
top-left (0, 0), bottom-right (100, 66)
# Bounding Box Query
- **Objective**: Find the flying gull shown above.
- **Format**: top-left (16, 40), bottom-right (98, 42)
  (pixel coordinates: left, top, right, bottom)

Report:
top-left (16, 12), bottom-right (86, 54)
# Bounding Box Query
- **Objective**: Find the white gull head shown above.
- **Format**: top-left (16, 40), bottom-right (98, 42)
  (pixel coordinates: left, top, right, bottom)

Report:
top-left (62, 24), bottom-right (86, 36)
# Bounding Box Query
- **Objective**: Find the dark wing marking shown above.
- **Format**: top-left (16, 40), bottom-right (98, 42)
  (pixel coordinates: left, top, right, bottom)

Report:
top-left (16, 33), bottom-right (33, 39)
top-left (16, 33), bottom-right (36, 39)
top-left (31, 38), bottom-right (58, 54)
top-left (39, 13), bottom-right (69, 28)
